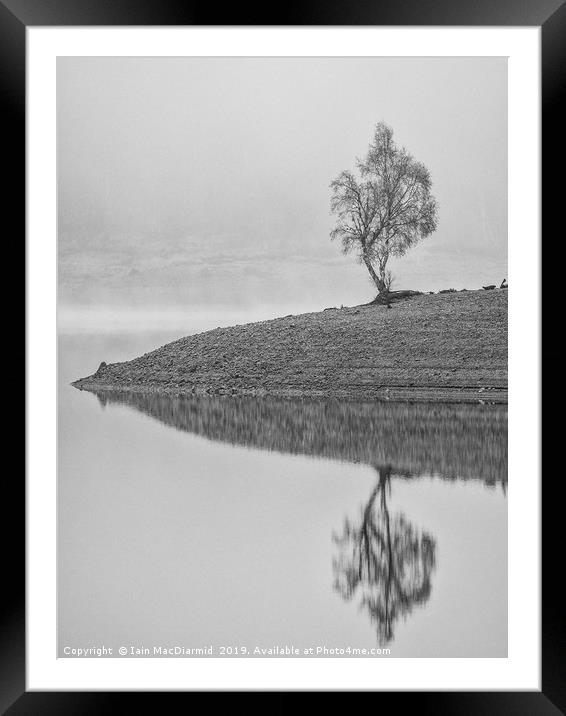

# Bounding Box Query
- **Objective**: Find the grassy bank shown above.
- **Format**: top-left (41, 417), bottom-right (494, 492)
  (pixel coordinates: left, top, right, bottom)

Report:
top-left (73, 289), bottom-right (507, 403)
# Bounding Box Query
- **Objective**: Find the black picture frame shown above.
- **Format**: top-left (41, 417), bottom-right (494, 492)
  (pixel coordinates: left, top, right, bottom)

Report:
top-left (6, 0), bottom-right (559, 710)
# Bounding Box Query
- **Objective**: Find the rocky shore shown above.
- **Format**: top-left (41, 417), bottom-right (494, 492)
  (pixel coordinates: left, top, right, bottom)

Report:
top-left (73, 289), bottom-right (508, 403)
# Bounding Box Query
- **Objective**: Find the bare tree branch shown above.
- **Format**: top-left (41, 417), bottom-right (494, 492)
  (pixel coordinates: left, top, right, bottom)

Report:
top-left (330, 122), bottom-right (438, 296)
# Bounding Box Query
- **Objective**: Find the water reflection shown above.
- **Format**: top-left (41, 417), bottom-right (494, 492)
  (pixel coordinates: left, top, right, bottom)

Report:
top-left (84, 389), bottom-right (505, 648)
top-left (90, 391), bottom-right (507, 486)
top-left (333, 466), bottom-right (435, 645)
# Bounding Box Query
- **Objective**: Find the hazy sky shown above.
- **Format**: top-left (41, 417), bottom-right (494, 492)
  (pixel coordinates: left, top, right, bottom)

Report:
top-left (58, 57), bottom-right (507, 326)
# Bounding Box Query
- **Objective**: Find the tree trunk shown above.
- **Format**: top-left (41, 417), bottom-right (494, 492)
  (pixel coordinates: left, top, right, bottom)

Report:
top-left (363, 255), bottom-right (387, 295)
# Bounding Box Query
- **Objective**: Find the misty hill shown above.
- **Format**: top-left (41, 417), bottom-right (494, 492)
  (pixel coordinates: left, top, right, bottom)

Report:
top-left (92, 392), bottom-right (507, 486)
top-left (73, 289), bottom-right (507, 403)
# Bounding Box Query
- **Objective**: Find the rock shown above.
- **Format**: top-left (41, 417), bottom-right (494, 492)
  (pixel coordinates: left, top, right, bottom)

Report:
top-left (96, 361), bottom-right (107, 373)
top-left (371, 290), bottom-right (422, 305)
top-left (482, 285), bottom-right (496, 290)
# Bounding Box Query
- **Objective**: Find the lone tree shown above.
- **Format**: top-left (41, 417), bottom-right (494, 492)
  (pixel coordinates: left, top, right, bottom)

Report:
top-left (330, 122), bottom-right (438, 298)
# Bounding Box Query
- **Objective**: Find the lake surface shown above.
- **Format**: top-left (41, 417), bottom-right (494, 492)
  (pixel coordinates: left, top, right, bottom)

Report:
top-left (58, 331), bottom-right (507, 658)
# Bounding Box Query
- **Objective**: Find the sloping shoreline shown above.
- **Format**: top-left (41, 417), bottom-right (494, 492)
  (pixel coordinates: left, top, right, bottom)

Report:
top-left (72, 290), bottom-right (508, 404)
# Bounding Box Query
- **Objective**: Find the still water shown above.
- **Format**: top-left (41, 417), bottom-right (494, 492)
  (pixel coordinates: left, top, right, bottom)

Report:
top-left (59, 331), bottom-right (507, 658)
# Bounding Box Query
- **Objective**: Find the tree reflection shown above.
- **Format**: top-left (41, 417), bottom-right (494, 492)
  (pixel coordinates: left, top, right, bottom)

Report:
top-left (332, 466), bottom-right (436, 645)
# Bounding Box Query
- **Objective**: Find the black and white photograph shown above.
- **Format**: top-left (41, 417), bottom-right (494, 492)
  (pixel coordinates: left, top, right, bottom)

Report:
top-left (56, 55), bottom-right (509, 660)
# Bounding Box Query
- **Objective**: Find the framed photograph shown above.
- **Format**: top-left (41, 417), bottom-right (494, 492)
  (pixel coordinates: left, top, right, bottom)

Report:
top-left (8, 0), bottom-right (558, 708)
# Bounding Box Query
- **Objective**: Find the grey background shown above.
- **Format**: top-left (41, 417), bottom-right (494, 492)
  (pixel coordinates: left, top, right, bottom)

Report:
top-left (58, 57), bottom-right (507, 330)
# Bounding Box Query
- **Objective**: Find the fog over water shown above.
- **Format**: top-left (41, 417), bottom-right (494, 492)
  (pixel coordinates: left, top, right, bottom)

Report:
top-left (58, 57), bottom-right (507, 331)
